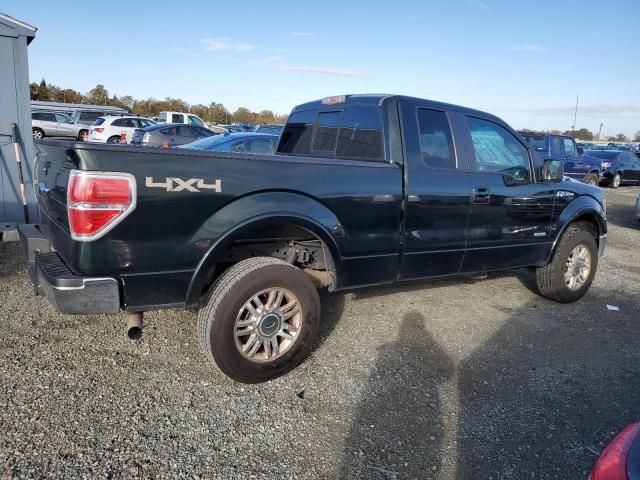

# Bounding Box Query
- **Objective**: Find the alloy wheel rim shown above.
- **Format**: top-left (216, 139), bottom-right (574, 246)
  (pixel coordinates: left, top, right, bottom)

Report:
top-left (614, 175), bottom-right (621, 187)
top-left (234, 287), bottom-right (302, 363)
top-left (564, 244), bottom-right (592, 291)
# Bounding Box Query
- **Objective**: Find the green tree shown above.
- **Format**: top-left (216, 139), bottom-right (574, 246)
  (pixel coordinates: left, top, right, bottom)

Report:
top-left (119, 95), bottom-right (135, 109)
top-left (190, 104), bottom-right (210, 122)
top-left (231, 107), bottom-right (255, 124)
top-left (86, 84), bottom-right (109, 105)
top-left (37, 79), bottom-right (50, 101)
top-left (615, 133), bottom-right (628, 142)
top-left (563, 128), bottom-right (594, 140)
top-left (208, 102), bottom-right (229, 124)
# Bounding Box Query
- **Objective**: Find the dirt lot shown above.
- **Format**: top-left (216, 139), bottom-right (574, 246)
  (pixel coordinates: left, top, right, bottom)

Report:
top-left (1, 186), bottom-right (639, 480)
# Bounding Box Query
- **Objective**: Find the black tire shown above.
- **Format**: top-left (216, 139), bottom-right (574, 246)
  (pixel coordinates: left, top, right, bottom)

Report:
top-left (78, 130), bottom-right (88, 141)
top-left (536, 225), bottom-right (598, 303)
top-left (583, 173), bottom-right (599, 186)
top-left (32, 128), bottom-right (44, 140)
top-left (197, 257), bottom-right (320, 383)
top-left (107, 136), bottom-right (122, 144)
top-left (608, 173), bottom-right (621, 188)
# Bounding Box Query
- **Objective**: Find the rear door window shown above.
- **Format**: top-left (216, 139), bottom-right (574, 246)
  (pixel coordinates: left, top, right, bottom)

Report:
top-left (79, 111), bottom-right (104, 124)
top-left (177, 125), bottom-right (191, 136)
top-left (416, 109), bottom-right (456, 169)
top-left (336, 106), bottom-right (383, 159)
top-left (279, 105), bottom-right (383, 160)
top-left (247, 139), bottom-right (275, 154)
top-left (32, 112), bottom-right (55, 121)
top-left (312, 111), bottom-right (341, 152)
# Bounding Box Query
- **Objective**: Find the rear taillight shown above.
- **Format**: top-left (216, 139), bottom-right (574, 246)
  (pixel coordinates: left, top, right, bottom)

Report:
top-left (67, 170), bottom-right (136, 241)
top-left (94, 127), bottom-right (105, 133)
top-left (591, 422), bottom-right (640, 480)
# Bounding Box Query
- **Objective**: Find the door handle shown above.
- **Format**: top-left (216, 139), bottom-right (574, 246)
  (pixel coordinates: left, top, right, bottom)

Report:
top-left (472, 187), bottom-right (491, 204)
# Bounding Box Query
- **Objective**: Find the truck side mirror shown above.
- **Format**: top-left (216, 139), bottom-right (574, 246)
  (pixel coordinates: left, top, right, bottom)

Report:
top-left (542, 159), bottom-right (563, 182)
top-left (577, 146), bottom-right (584, 154)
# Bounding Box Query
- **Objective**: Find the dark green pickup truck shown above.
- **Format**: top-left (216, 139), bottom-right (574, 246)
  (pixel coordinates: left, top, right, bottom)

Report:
top-left (20, 94), bottom-right (607, 382)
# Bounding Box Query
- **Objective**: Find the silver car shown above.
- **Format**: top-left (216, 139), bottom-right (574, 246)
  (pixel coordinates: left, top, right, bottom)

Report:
top-left (32, 111), bottom-right (87, 140)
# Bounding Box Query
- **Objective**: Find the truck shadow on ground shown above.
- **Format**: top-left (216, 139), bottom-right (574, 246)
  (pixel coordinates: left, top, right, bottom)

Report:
top-left (336, 286), bottom-right (640, 479)
top-left (605, 199), bottom-right (639, 230)
top-left (339, 311), bottom-right (453, 479)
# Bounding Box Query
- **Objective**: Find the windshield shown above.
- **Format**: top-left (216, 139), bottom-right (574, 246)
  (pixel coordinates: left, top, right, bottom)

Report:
top-left (257, 125), bottom-right (283, 135)
top-left (522, 135), bottom-right (546, 152)
top-left (188, 115), bottom-right (205, 127)
top-left (585, 150), bottom-right (620, 159)
top-left (179, 134), bottom-right (230, 150)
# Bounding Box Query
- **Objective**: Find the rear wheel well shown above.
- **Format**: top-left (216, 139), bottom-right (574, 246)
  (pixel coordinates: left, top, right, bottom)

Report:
top-left (198, 223), bottom-right (337, 301)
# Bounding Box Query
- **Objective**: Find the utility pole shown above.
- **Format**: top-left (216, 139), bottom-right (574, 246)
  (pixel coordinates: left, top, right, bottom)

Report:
top-left (597, 123), bottom-right (603, 141)
top-left (571, 94), bottom-right (579, 132)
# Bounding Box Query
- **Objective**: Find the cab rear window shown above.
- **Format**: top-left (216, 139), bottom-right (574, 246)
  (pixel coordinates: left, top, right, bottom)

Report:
top-left (279, 106), bottom-right (383, 160)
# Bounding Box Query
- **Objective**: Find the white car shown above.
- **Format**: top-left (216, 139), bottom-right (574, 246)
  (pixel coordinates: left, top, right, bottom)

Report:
top-left (88, 116), bottom-right (156, 144)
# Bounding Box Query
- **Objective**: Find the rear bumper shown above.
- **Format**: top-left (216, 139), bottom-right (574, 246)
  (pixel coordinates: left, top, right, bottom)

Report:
top-left (18, 224), bottom-right (121, 314)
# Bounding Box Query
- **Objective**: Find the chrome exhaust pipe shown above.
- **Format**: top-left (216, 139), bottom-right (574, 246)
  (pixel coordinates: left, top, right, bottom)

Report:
top-left (127, 312), bottom-right (143, 340)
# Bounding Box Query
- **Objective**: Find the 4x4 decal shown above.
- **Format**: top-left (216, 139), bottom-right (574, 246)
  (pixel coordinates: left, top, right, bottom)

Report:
top-left (145, 177), bottom-right (222, 193)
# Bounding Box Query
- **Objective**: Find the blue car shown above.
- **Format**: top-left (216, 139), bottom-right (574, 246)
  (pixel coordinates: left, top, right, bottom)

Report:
top-left (585, 149), bottom-right (640, 188)
top-left (179, 132), bottom-right (279, 154)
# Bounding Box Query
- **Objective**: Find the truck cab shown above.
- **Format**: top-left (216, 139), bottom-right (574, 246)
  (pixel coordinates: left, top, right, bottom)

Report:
top-left (519, 132), bottom-right (603, 185)
top-left (158, 111), bottom-right (207, 128)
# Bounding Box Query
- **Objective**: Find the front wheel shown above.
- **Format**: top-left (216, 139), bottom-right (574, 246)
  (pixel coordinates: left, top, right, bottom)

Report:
top-left (32, 128), bottom-right (44, 140)
top-left (535, 225), bottom-right (598, 303)
top-left (583, 173), bottom-right (599, 186)
top-left (107, 136), bottom-right (122, 144)
top-left (197, 257), bottom-right (320, 383)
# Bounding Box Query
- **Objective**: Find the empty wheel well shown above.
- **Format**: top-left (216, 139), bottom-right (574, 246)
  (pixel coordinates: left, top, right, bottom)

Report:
top-left (569, 215), bottom-right (600, 240)
top-left (196, 223), bottom-right (338, 302)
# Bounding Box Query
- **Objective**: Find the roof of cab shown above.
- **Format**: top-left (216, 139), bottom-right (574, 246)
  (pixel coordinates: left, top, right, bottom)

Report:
top-left (290, 93), bottom-right (505, 124)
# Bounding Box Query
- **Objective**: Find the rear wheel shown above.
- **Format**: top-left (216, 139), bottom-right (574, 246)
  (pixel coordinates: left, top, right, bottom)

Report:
top-left (583, 173), bottom-right (599, 186)
top-left (536, 225), bottom-right (598, 303)
top-left (107, 136), bottom-right (122, 144)
top-left (32, 128), bottom-right (44, 140)
top-left (609, 173), bottom-right (621, 188)
top-left (78, 130), bottom-right (88, 141)
top-left (197, 257), bottom-right (320, 383)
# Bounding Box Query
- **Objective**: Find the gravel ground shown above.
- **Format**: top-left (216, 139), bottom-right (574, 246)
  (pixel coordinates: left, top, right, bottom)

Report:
top-left (1, 186), bottom-right (639, 479)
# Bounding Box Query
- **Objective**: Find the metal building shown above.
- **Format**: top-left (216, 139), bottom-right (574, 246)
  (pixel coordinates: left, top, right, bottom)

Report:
top-left (0, 12), bottom-right (37, 235)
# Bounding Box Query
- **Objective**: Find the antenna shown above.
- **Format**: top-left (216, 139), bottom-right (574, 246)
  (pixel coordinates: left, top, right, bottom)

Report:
top-left (571, 94), bottom-right (579, 131)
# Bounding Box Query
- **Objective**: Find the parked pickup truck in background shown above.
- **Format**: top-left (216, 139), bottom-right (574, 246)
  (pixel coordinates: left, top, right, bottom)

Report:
top-left (519, 132), bottom-right (604, 186)
top-left (20, 94), bottom-right (607, 383)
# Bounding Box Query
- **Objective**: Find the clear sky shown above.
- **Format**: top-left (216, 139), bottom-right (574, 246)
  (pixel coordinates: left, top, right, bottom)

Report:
top-left (3, 0), bottom-right (639, 137)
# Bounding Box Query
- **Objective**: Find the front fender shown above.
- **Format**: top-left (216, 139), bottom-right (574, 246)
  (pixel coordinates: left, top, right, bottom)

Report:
top-left (549, 194), bottom-right (607, 261)
top-left (185, 191), bottom-right (345, 306)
